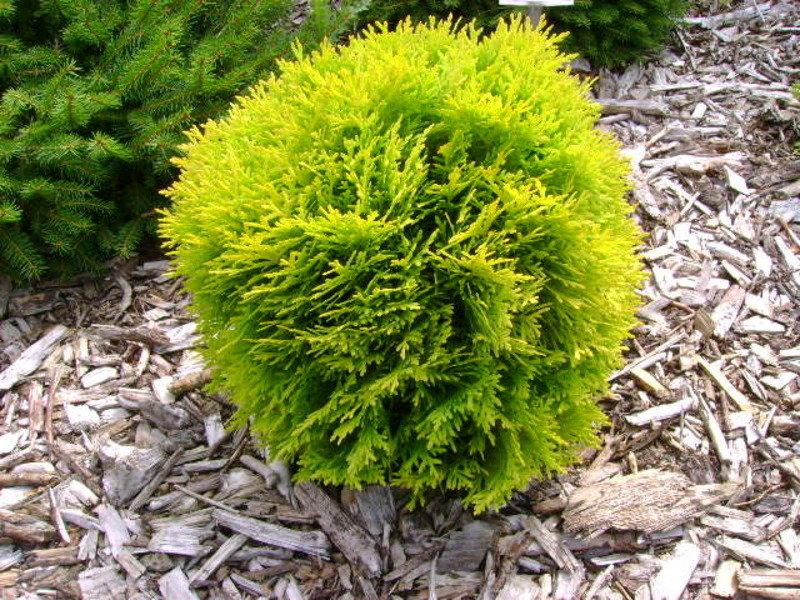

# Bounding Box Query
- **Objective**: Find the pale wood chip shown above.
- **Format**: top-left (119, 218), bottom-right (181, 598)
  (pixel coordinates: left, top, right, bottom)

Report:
top-left (0, 325), bottom-right (69, 391)
top-left (295, 482), bottom-right (381, 577)
top-left (190, 533), bottom-right (247, 583)
top-left (564, 469), bottom-right (735, 533)
top-left (649, 541), bottom-right (701, 600)
top-left (214, 508), bottom-right (330, 558)
top-left (78, 566), bottom-right (126, 600)
top-left (159, 567), bottom-right (200, 600)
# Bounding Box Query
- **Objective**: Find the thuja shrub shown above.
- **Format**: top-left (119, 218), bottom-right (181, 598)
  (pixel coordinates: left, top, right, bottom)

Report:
top-left (0, 0), bottom-right (352, 281)
top-left (160, 17), bottom-right (645, 511)
top-left (357, 0), bottom-right (688, 68)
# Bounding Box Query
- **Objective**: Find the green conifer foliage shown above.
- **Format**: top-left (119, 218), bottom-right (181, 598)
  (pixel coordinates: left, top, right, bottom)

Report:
top-left (0, 0), bottom-right (348, 281)
top-left (160, 17), bottom-right (645, 511)
top-left (357, 0), bottom-right (688, 68)
top-left (547, 0), bottom-right (688, 68)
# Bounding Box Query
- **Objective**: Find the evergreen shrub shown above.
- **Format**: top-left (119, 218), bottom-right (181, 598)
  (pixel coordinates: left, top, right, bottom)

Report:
top-left (0, 0), bottom-right (350, 281)
top-left (160, 17), bottom-right (645, 511)
top-left (357, 0), bottom-right (688, 68)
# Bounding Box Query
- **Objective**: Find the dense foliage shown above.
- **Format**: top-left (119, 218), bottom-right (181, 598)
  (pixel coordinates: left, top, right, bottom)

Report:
top-left (161, 17), bottom-right (645, 511)
top-left (357, 0), bottom-right (688, 67)
top-left (547, 0), bottom-right (689, 67)
top-left (0, 0), bottom-right (349, 281)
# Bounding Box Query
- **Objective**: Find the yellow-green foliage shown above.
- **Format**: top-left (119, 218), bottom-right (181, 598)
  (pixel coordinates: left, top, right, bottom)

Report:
top-left (160, 17), bottom-right (645, 511)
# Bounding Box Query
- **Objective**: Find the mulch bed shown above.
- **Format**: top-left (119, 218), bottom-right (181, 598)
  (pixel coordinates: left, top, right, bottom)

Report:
top-left (0, 0), bottom-right (799, 598)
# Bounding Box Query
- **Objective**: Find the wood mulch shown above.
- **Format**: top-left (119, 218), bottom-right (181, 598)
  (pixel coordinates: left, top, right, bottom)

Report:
top-left (0, 0), bottom-right (799, 598)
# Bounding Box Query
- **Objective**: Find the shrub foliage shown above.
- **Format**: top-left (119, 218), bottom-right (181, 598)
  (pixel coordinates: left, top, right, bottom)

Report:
top-left (0, 0), bottom-right (348, 281)
top-left (547, 0), bottom-right (688, 67)
top-left (357, 0), bottom-right (688, 67)
top-left (161, 18), bottom-right (644, 511)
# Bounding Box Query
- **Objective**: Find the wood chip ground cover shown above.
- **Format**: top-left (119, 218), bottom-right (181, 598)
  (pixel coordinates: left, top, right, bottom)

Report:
top-left (0, 1), bottom-right (799, 597)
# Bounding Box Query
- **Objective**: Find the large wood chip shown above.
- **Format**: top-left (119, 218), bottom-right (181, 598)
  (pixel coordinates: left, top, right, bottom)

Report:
top-left (214, 508), bottom-right (330, 558)
top-left (98, 441), bottom-right (165, 506)
top-left (0, 325), bottom-right (68, 391)
top-left (96, 504), bottom-right (130, 557)
top-left (563, 469), bottom-right (735, 533)
top-left (78, 566), bottom-right (126, 600)
top-left (89, 323), bottom-right (169, 347)
top-left (438, 520), bottom-right (496, 573)
top-left (650, 541), bottom-right (701, 600)
top-left (295, 482), bottom-right (382, 577)
top-left (344, 485), bottom-right (396, 538)
top-left (159, 567), bottom-right (200, 600)
top-left (148, 524), bottom-right (213, 556)
top-left (0, 508), bottom-right (56, 544)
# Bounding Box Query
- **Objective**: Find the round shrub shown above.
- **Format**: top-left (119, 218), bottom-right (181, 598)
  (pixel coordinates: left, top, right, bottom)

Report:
top-left (547, 0), bottom-right (689, 68)
top-left (356, 0), bottom-right (688, 68)
top-left (160, 17), bottom-right (644, 511)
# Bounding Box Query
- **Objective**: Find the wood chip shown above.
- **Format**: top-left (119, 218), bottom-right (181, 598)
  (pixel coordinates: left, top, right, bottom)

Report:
top-left (625, 395), bottom-right (695, 426)
top-left (295, 482), bottom-right (381, 577)
top-left (563, 469), bottom-right (735, 533)
top-left (78, 566), bottom-right (126, 600)
top-left (159, 567), bottom-right (200, 600)
top-left (649, 541), bottom-right (701, 600)
top-left (698, 357), bottom-right (753, 411)
top-left (214, 509), bottom-right (330, 558)
top-left (0, 325), bottom-right (68, 391)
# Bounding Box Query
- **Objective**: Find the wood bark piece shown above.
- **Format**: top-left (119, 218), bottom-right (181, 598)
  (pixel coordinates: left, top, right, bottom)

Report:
top-left (698, 357), bottom-right (753, 411)
top-left (496, 574), bottom-right (541, 600)
top-left (89, 323), bottom-right (169, 347)
top-left (629, 367), bottom-right (669, 397)
top-left (214, 508), bottom-right (330, 558)
top-left (118, 394), bottom-right (190, 430)
top-left (584, 565), bottom-right (613, 600)
top-left (737, 569), bottom-right (800, 598)
top-left (711, 285), bottom-right (746, 336)
top-left (625, 395), bottom-right (695, 426)
top-left (711, 560), bottom-right (740, 598)
top-left (116, 548), bottom-right (146, 578)
top-left (129, 448), bottom-right (183, 511)
top-left (698, 394), bottom-right (733, 466)
top-left (169, 368), bottom-right (213, 396)
top-left (97, 503), bottom-right (130, 557)
top-left (346, 485), bottom-right (395, 538)
top-left (238, 454), bottom-right (278, 488)
top-left (148, 525), bottom-right (212, 556)
top-left (438, 520), bottom-right (496, 573)
top-left (598, 98), bottom-right (669, 117)
top-left (0, 325), bottom-right (68, 391)
top-left (0, 472), bottom-right (56, 487)
top-left (684, 1), bottom-right (772, 27)
top-left (563, 469), bottom-right (735, 533)
top-left (190, 533), bottom-right (247, 583)
top-left (159, 567), bottom-right (200, 600)
top-left (27, 546), bottom-right (80, 567)
top-left (0, 508), bottom-right (56, 543)
top-left (525, 517), bottom-right (583, 600)
top-left (98, 440), bottom-right (165, 506)
top-left (48, 488), bottom-right (70, 544)
top-left (294, 481), bottom-right (381, 577)
top-left (718, 536), bottom-right (789, 568)
top-left (649, 541), bottom-right (701, 600)
top-left (78, 566), bottom-right (126, 600)
top-left (477, 530), bottom-right (535, 600)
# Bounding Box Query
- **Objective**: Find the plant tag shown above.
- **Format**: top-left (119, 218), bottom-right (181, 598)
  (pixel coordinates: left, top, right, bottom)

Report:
top-left (499, 1), bottom-right (574, 26)
top-left (498, 1), bottom-right (574, 6)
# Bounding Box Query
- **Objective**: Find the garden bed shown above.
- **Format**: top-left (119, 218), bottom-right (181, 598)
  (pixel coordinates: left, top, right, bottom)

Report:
top-left (0, 0), bottom-right (799, 598)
